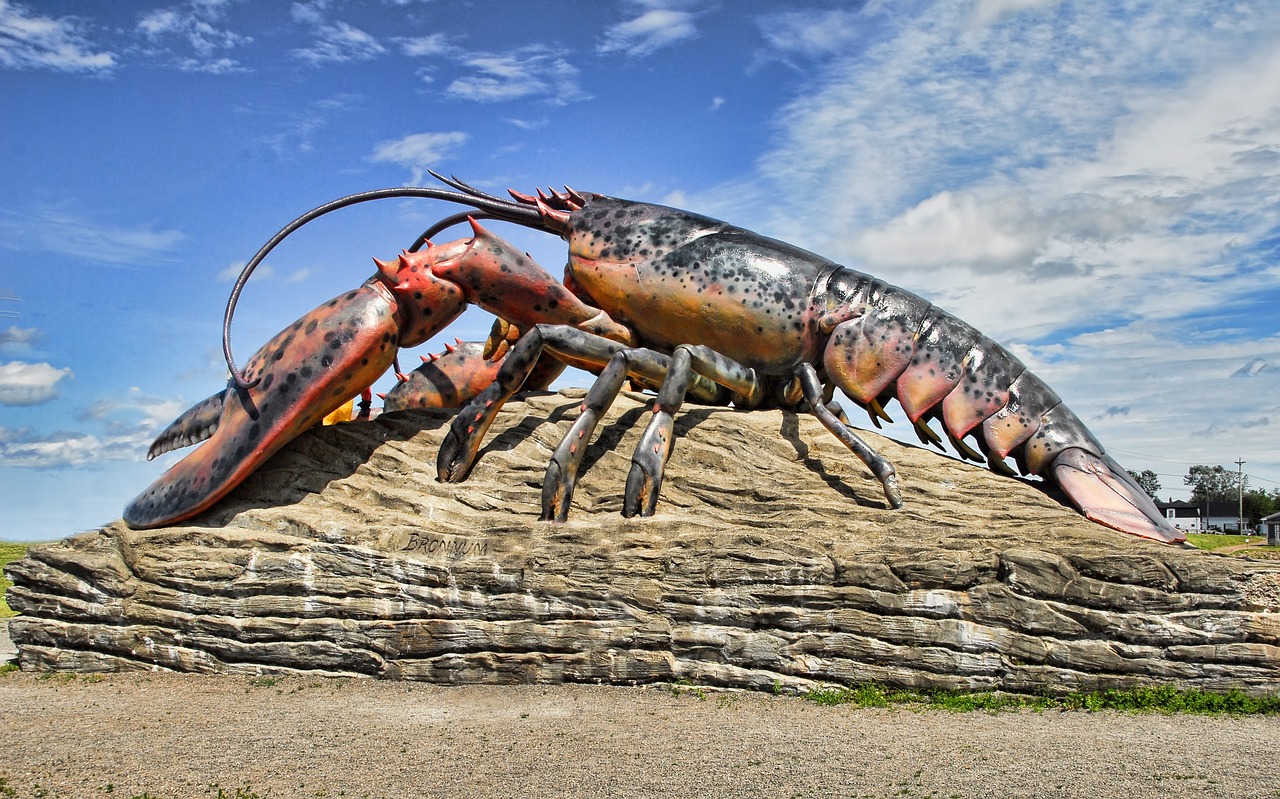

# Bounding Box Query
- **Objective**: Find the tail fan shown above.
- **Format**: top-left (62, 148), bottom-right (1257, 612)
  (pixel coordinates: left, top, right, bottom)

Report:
top-left (1052, 448), bottom-right (1185, 543)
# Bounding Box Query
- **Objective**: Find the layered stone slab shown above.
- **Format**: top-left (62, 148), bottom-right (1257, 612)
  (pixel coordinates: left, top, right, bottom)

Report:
top-left (8, 391), bottom-right (1279, 693)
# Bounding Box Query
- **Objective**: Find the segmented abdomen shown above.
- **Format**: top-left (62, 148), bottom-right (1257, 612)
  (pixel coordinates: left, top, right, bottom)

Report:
top-left (820, 268), bottom-right (1102, 476)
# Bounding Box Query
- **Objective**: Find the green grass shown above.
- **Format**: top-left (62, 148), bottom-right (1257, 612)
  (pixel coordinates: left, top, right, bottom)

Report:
top-left (801, 683), bottom-right (1280, 714)
top-left (1186, 533), bottom-right (1266, 551)
top-left (0, 542), bottom-right (28, 618)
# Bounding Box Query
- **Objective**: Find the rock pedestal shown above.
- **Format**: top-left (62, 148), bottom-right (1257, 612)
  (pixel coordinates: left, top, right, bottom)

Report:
top-left (7, 390), bottom-right (1279, 693)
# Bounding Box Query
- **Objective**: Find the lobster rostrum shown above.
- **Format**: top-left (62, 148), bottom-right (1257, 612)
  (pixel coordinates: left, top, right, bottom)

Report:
top-left (124, 175), bottom-right (1183, 544)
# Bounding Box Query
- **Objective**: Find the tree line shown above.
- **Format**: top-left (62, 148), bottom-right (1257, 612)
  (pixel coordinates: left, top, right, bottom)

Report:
top-left (1129, 465), bottom-right (1279, 528)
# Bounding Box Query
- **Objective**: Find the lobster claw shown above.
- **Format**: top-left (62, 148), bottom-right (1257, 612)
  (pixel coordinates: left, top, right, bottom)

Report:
top-left (382, 322), bottom-right (567, 413)
top-left (125, 280), bottom-right (431, 529)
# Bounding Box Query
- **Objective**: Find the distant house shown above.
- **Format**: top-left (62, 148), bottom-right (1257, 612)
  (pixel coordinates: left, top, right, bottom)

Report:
top-left (1203, 500), bottom-right (1244, 532)
top-left (1156, 500), bottom-right (1202, 533)
top-left (1262, 511), bottom-right (1280, 545)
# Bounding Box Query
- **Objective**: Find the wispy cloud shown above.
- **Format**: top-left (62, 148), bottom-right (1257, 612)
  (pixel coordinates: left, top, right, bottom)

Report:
top-left (290, 1), bottom-right (385, 65)
top-left (217, 259), bottom-right (272, 282)
top-left (0, 207), bottom-right (185, 265)
top-left (136, 0), bottom-right (252, 73)
top-left (370, 131), bottom-right (469, 183)
top-left (399, 32), bottom-right (450, 58)
top-left (0, 0), bottom-right (116, 72)
top-left (972, 0), bottom-right (1063, 27)
top-left (598, 5), bottom-right (699, 57)
top-left (445, 46), bottom-right (589, 105)
top-left (258, 92), bottom-right (362, 155)
top-left (0, 325), bottom-right (39, 355)
top-left (752, 6), bottom-right (866, 68)
top-left (0, 360), bottom-right (73, 405)
top-left (1, 388), bottom-right (186, 467)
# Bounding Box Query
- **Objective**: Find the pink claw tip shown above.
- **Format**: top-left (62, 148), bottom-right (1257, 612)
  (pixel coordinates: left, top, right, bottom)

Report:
top-left (376, 392), bottom-right (387, 400)
top-left (420, 355), bottom-right (431, 363)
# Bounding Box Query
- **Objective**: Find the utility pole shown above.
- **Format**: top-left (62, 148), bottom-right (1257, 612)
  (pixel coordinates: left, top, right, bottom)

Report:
top-left (1236, 458), bottom-right (1246, 536)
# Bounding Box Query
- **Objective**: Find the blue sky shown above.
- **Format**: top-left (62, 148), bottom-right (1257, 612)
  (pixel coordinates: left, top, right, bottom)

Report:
top-left (2, 0), bottom-right (1278, 541)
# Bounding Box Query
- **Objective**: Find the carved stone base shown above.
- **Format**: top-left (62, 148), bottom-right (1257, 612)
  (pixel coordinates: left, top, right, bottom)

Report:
top-left (8, 391), bottom-right (1279, 693)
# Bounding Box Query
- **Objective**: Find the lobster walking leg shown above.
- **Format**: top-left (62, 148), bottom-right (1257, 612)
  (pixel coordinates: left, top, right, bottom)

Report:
top-left (541, 347), bottom-right (678, 522)
top-left (794, 363), bottom-right (903, 510)
top-left (438, 324), bottom-right (721, 483)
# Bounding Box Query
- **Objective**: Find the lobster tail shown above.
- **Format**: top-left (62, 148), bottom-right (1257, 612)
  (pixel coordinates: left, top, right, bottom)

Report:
top-left (820, 268), bottom-right (1183, 543)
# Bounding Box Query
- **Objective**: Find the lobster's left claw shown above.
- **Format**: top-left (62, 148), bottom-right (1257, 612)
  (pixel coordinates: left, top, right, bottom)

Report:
top-left (124, 282), bottom-right (423, 529)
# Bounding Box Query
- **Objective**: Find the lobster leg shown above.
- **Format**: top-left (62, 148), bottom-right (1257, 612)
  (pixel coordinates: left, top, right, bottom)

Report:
top-left (794, 363), bottom-right (903, 510)
top-left (623, 345), bottom-right (768, 517)
top-left (541, 347), bottom-right (679, 522)
top-left (623, 347), bottom-right (904, 518)
top-left (438, 324), bottom-right (722, 484)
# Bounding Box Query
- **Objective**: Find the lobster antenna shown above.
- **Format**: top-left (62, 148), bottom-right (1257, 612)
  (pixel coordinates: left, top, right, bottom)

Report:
top-left (222, 182), bottom-right (550, 390)
top-left (427, 171), bottom-right (509, 204)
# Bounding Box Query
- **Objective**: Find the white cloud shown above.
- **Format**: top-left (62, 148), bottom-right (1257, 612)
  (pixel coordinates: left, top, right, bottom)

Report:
top-left (0, 428), bottom-right (139, 467)
top-left (258, 92), bottom-right (362, 155)
top-left (0, 361), bottom-right (73, 405)
top-left (0, 325), bottom-right (39, 351)
top-left (972, 0), bottom-right (1062, 27)
top-left (446, 47), bottom-right (589, 105)
top-left (400, 33), bottom-right (450, 58)
top-left (753, 7), bottom-right (864, 65)
top-left (290, 3), bottom-right (385, 65)
top-left (598, 8), bottom-right (698, 56)
top-left (217, 259), bottom-right (274, 282)
top-left (0, 0), bottom-right (115, 71)
top-left (370, 131), bottom-right (469, 184)
top-left (1, 388), bottom-right (187, 467)
top-left (853, 191), bottom-right (1044, 270)
top-left (136, 0), bottom-right (251, 72)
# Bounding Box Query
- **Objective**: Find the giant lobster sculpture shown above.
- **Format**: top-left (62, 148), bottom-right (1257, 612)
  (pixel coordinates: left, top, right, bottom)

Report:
top-left (123, 175), bottom-right (1183, 544)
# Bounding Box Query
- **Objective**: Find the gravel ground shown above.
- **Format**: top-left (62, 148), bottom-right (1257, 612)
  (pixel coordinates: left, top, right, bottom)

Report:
top-left (1, 667), bottom-right (1278, 799)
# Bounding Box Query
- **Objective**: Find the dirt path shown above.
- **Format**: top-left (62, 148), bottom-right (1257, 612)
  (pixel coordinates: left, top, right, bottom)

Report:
top-left (1216, 542), bottom-right (1266, 554)
top-left (1, 672), bottom-right (1278, 799)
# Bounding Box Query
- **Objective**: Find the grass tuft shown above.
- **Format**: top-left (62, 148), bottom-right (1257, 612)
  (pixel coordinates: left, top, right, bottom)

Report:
top-left (0, 542), bottom-right (28, 618)
top-left (801, 683), bottom-right (1280, 715)
top-left (1185, 533), bottom-right (1266, 551)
